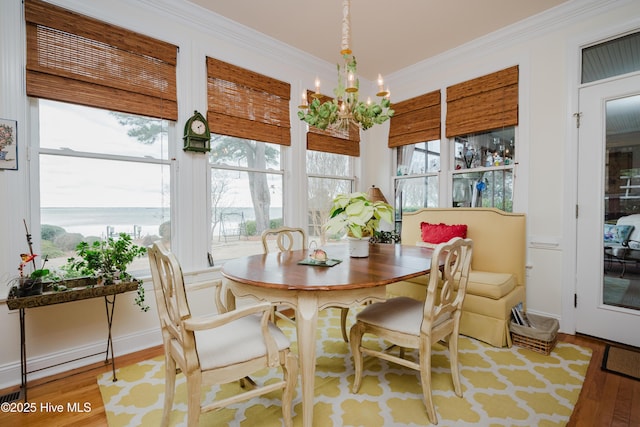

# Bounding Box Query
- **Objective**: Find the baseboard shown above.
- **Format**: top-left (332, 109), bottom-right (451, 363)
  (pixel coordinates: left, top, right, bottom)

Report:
top-left (0, 326), bottom-right (162, 390)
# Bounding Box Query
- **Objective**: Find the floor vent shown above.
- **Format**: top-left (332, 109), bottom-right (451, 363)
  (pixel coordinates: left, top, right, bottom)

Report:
top-left (0, 390), bottom-right (20, 403)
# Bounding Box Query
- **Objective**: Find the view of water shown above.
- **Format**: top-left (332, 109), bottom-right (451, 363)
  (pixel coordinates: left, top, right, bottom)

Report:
top-left (41, 207), bottom-right (170, 239)
top-left (40, 206), bottom-right (283, 239)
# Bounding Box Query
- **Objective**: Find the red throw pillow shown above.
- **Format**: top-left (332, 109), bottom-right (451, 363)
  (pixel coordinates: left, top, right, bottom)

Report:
top-left (420, 222), bottom-right (467, 244)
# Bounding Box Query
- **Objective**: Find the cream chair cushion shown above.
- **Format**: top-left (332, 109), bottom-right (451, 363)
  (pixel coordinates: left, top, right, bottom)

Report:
top-left (195, 315), bottom-right (291, 370)
top-left (356, 296), bottom-right (451, 334)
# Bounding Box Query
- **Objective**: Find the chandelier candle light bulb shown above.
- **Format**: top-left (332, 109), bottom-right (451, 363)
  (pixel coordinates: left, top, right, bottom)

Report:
top-left (299, 91), bottom-right (308, 108)
top-left (377, 74), bottom-right (389, 97)
top-left (298, 0), bottom-right (394, 131)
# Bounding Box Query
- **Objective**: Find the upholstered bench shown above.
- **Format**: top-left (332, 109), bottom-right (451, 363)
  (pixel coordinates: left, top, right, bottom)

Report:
top-left (387, 208), bottom-right (526, 347)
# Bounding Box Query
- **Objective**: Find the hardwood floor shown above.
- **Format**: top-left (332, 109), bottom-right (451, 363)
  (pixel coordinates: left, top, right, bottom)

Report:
top-left (0, 336), bottom-right (638, 426)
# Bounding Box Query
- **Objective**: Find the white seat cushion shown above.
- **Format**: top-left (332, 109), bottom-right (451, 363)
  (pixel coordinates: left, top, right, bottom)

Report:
top-left (194, 315), bottom-right (290, 370)
top-left (356, 297), bottom-right (450, 336)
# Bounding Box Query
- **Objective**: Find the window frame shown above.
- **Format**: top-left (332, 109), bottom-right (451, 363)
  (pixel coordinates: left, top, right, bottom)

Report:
top-left (30, 98), bottom-right (175, 277)
top-left (208, 135), bottom-right (286, 263)
top-left (306, 149), bottom-right (356, 242)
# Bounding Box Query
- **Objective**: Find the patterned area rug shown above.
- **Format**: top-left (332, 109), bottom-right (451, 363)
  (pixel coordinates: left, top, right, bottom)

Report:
top-left (98, 308), bottom-right (592, 426)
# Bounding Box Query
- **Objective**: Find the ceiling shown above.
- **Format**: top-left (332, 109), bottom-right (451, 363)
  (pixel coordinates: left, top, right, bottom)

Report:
top-left (187, 0), bottom-right (568, 80)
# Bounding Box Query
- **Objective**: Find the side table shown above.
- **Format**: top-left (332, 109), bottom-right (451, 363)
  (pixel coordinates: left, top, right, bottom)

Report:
top-left (6, 280), bottom-right (139, 401)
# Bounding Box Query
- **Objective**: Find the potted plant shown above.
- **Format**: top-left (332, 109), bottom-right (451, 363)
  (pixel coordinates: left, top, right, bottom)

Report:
top-left (65, 233), bottom-right (149, 311)
top-left (11, 253), bottom-right (50, 297)
top-left (324, 191), bottom-right (394, 257)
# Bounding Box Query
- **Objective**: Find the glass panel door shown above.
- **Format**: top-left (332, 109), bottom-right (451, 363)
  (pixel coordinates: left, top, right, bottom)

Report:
top-left (576, 75), bottom-right (640, 347)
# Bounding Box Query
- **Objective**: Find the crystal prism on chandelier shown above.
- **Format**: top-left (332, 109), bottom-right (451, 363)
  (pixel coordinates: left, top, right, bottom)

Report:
top-left (297, 0), bottom-right (394, 131)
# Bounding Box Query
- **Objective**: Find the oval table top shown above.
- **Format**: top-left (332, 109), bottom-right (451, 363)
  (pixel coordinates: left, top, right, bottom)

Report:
top-left (221, 243), bottom-right (435, 291)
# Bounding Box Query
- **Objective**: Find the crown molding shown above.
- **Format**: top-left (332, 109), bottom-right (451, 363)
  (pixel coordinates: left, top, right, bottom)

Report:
top-left (389, 0), bottom-right (633, 91)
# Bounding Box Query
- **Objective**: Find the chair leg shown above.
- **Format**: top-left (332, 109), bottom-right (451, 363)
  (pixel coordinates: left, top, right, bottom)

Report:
top-left (185, 373), bottom-right (202, 427)
top-left (340, 308), bottom-right (349, 342)
top-left (419, 339), bottom-right (438, 425)
top-left (281, 351), bottom-right (298, 427)
top-left (349, 322), bottom-right (365, 392)
top-left (161, 355), bottom-right (176, 427)
top-left (448, 333), bottom-right (463, 397)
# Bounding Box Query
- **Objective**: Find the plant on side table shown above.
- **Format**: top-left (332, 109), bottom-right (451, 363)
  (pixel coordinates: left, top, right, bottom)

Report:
top-left (64, 233), bottom-right (149, 311)
top-left (324, 191), bottom-right (394, 257)
top-left (8, 220), bottom-right (52, 297)
top-left (11, 253), bottom-right (50, 297)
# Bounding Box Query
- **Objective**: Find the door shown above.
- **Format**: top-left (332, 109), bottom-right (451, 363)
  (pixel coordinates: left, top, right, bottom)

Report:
top-left (576, 73), bottom-right (640, 347)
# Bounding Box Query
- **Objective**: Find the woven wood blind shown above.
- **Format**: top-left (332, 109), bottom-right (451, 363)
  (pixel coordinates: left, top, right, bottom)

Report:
top-left (446, 65), bottom-right (518, 138)
top-left (446, 66), bottom-right (518, 138)
top-left (206, 57), bottom-right (291, 146)
top-left (388, 90), bottom-right (441, 148)
top-left (25, 0), bottom-right (178, 121)
top-left (306, 91), bottom-right (360, 157)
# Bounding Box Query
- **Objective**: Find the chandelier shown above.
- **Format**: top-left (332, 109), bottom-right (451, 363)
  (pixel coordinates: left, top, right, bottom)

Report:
top-left (297, 0), bottom-right (394, 132)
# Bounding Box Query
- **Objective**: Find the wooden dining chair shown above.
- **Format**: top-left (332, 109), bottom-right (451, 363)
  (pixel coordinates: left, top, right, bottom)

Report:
top-left (261, 226), bottom-right (307, 253)
top-left (148, 242), bottom-right (298, 427)
top-left (349, 237), bottom-right (473, 425)
top-left (261, 226), bottom-right (350, 341)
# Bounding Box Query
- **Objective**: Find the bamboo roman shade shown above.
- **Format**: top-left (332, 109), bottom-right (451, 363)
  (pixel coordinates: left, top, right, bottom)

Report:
top-left (445, 66), bottom-right (518, 138)
top-left (206, 57), bottom-right (291, 146)
top-left (306, 91), bottom-right (360, 157)
top-left (388, 90), bottom-right (441, 148)
top-left (25, 0), bottom-right (178, 121)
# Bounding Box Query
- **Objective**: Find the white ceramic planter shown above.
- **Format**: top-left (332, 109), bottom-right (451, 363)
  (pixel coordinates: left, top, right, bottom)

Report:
top-left (348, 236), bottom-right (370, 257)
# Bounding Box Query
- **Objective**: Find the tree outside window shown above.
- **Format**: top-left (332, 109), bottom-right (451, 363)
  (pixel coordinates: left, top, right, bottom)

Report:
top-left (209, 135), bottom-right (283, 261)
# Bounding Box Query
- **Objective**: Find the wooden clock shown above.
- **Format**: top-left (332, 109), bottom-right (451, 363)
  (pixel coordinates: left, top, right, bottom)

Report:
top-left (183, 110), bottom-right (211, 153)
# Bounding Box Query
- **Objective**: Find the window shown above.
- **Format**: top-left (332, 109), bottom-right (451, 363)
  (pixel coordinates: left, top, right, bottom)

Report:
top-left (205, 57), bottom-right (291, 261)
top-left (394, 140), bottom-right (440, 229)
top-left (209, 136), bottom-right (283, 261)
top-left (306, 150), bottom-right (355, 244)
top-left (38, 100), bottom-right (171, 273)
top-left (301, 90), bottom-right (359, 245)
top-left (451, 128), bottom-right (515, 211)
top-left (25, 0), bottom-right (177, 276)
top-left (582, 31), bottom-right (640, 84)
top-left (446, 66), bottom-right (519, 212)
top-left (389, 90), bottom-right (442, 230)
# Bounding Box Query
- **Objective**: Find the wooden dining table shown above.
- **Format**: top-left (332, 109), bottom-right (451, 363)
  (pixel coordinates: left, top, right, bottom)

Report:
top-left (221, 243), bottom-right (436, 427)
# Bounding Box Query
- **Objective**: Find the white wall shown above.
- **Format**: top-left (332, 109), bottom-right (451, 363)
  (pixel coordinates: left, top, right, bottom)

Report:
top-left (1, 0), bottom-right (639, 389)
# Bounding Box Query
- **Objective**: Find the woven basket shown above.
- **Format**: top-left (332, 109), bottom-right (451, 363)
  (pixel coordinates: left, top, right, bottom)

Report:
top-left (510, 313), bottom-right (559, 355)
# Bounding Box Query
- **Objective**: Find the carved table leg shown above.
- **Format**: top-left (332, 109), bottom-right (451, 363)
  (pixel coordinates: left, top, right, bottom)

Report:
top-left (295, 294), bottom-right (319, 427)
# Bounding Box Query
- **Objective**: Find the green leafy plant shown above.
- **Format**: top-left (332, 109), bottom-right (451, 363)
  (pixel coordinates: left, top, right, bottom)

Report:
top-left (65, 233), bottom-right (148, 311)
top-left (324, 192), bottom-right (394, 239)
top-left (67, 233), bottom-right (146, 283)
top-left (370, 230), bottom-right (401, 244)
